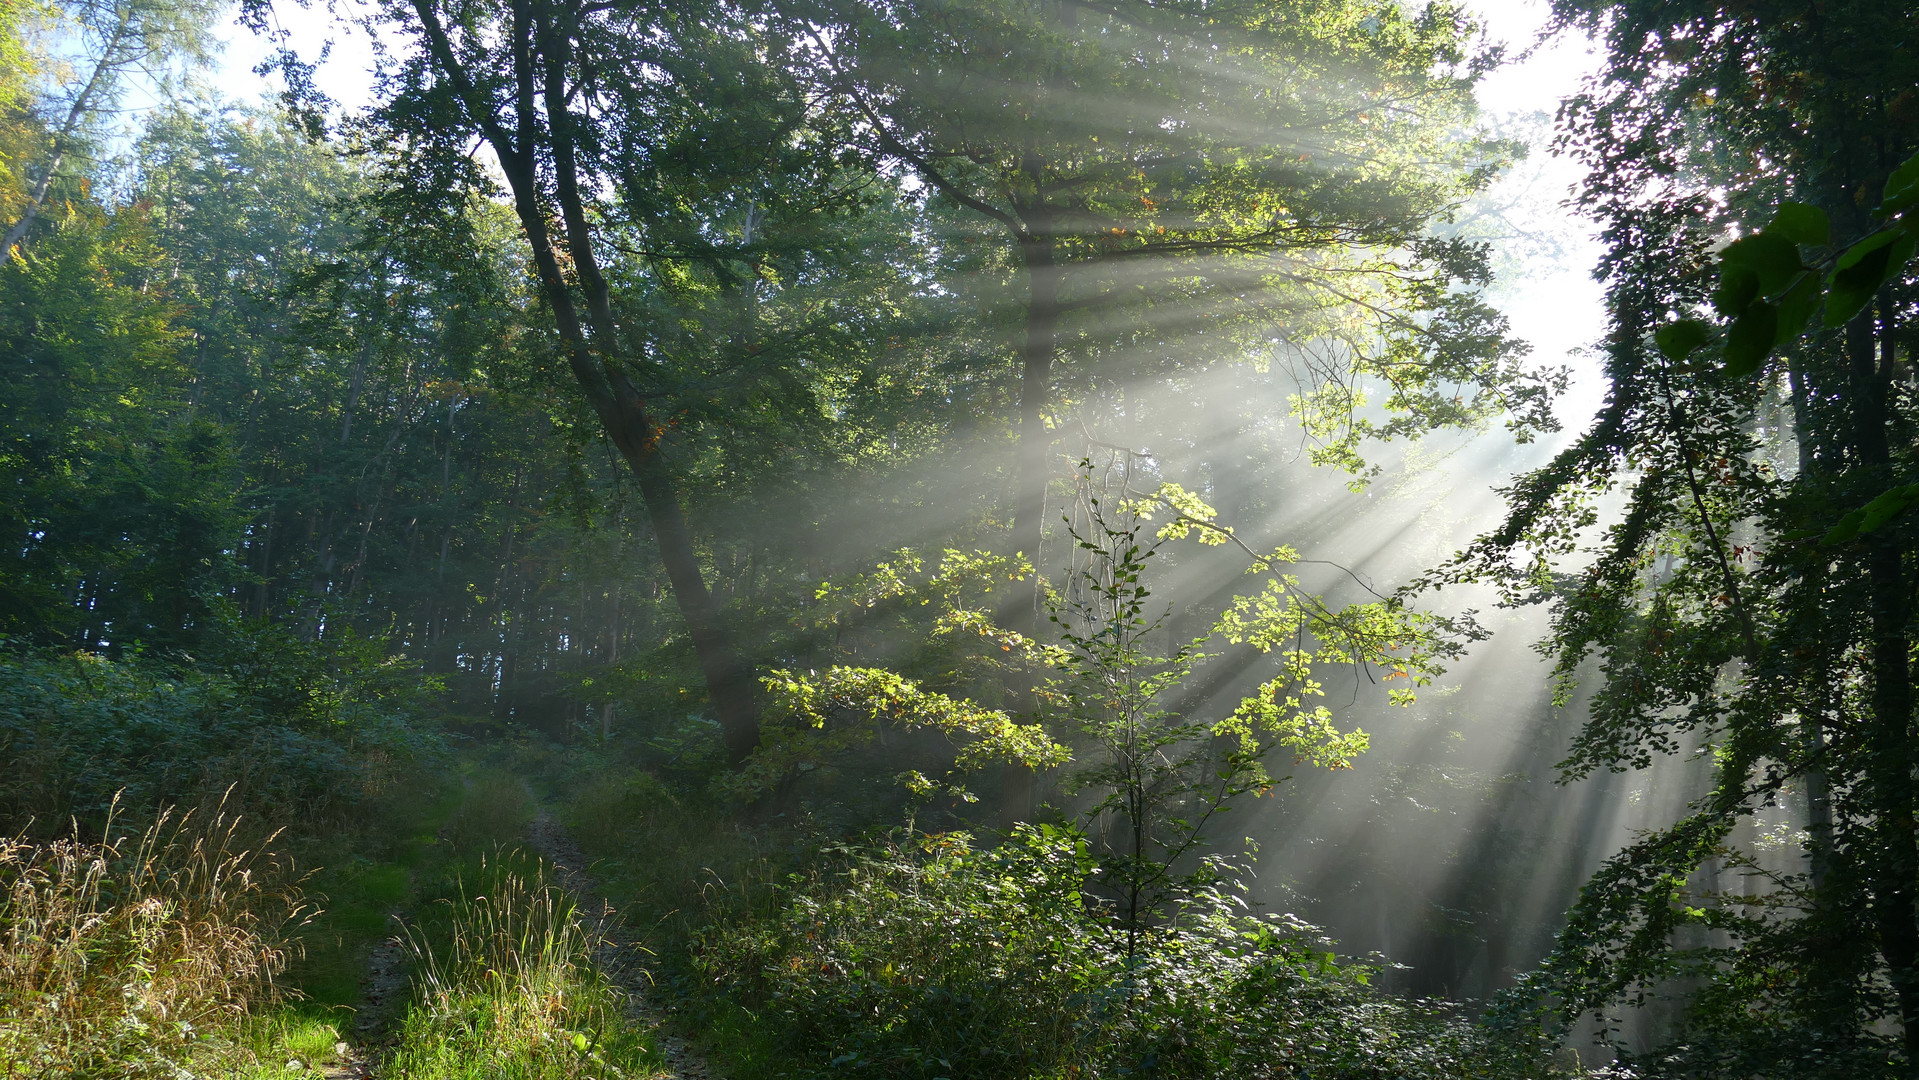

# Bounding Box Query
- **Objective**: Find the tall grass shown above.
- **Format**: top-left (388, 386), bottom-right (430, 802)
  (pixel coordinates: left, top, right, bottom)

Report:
top-left (555, 767), bottom-right (799, 1074)
top-left (563, 770), bottom-right (786, 945)
top-left (389, 853), bottom-right (661, 1080)
top-left (0, 799), bottom-right (304, 1077)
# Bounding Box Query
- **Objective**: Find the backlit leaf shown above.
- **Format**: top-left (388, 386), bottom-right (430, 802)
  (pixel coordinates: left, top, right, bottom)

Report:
top-left (1768, 202), bottom-right (1829, 247)
top-left (1722, 303), bottom-right (1777, 378)
top-left (1654, 319), bottom-right (1712, 362)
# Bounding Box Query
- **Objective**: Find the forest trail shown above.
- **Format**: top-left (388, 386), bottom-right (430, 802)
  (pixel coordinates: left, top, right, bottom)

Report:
top-left (319, 933), bottom-right (407, 1079)
top-left (524, 804), bottom-right (714, 1080)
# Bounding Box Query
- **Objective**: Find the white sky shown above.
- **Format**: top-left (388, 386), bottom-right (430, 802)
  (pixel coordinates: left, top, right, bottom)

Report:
top-left (1465, 0), bottom-right (1610, 428)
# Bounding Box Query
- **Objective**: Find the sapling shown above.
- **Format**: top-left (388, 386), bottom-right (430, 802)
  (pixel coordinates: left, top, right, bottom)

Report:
top-left (1051, 449), bottom-right (1458, 958)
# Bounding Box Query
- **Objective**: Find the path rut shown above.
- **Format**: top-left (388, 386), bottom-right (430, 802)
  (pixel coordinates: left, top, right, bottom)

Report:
top-left (525, 807), bottom-right (714, 1080)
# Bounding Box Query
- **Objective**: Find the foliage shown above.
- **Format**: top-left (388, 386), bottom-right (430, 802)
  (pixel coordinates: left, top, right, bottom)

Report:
top-left (392, 852), bottom-right (662, 1080)
top-left (746, 664), bottom-right (1070, 803)
top-left (0, 202), bottom-right (235, 647)
top-left (1655, 151), bottom-right (1919, 379)
top-left (3, 0), bottom-right (223, 250)
top-left (807, 0), bottom-right (1557, 468)
top-left (0, 629), bottom-right (440, 830)
top-left (698, 825), bottom-right (1564, 1080)
top-left (747, 452), bottom-right (1465, 941)
top-left (1434, 0), bottom-right (1919, 1071)
top-left (1050, 455), bottom-right (1447, 946)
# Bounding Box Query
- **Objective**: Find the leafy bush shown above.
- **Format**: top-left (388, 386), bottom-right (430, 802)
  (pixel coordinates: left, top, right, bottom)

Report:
top-left (0, 634), bottom-right (439, 830)
top-left (0, 803), bottom-right (305, 1077)
top-left (699, 825), bottom-right (1563, 1080)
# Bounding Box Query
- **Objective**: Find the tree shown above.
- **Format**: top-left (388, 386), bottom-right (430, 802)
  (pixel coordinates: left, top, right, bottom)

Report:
top-left (1048, 452), bottom-right (1450, 957)
top-left (1448, 0), bottom-right (1919, 1072)
top-left (803, 0), bottom-right (1554, 639)
top-left (745, 449), bottom-right (1466, 951)
top-left (341, 0), bottom-right (796, 760)
top-left (3, 0), bottom-right (219, 252)
top-left (0, 201), bottom-right (239, 646)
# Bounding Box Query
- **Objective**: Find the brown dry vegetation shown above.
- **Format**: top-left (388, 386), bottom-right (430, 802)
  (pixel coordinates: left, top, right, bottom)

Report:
top-left (0, 797), bottom-right (304, 1077)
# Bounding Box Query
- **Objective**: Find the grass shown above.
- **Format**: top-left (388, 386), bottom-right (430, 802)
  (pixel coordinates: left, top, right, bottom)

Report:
top-left (0, 798), bottom-right (302, 1077)
top-left (0, 754), bottom-right (678, 1079)
top-left (552, 765), bottom-right (795, 1078)
top-left (388, 851), bottom-right (663, 1079)
top-left (283, 777), bottom-right (461, 1013)
top-left (226, 1011), bottom-right (352, 1075)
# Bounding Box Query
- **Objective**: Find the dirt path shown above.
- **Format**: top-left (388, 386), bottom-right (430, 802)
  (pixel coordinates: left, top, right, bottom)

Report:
top-left (525, 807), bottom-right (714, 1080)
top-left (317, 932), bottom-right (407, 1080)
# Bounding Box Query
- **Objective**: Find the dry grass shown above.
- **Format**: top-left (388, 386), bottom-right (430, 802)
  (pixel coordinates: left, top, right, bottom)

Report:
top-left (0, 796), bottom-right (305, 1077)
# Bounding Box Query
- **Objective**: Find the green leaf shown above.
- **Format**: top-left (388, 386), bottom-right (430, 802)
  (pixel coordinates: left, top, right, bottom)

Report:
top-left (1834, 228), bottom-right (1905, 272)
top-left (1712, 261), bottom-right (1760, 318)
top-left (1824, 484), bottom-right (1919, 546)
top-left (1722, 303), bottom-right (1777, 377)
top-left (1881, 150), bottom-right (1919, 217)
top-left (1860, 484), bottom-right (1919, 534)
top-left (1719, 231), bottom-right (1802, 295)
top-left (1768, 202), bottom-right (1829, 247)
top-left (1825, 232), bottom-right (1917, 327)
top-left (1772, 273), bottom-right (1822, 345)
top-left (1654, 319), bottom-right (1712, 362)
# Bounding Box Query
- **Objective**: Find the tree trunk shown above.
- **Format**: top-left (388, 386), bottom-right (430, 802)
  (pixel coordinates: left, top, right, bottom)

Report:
top-left (1008, 226), bottom-right (1061, 638)
top-left (2, 8), bottom-right (130, 252)
top-left (410, 0), bottom-right (760, 762)
top-left (999, 221), bottom-right (1060, 825)
top-left (1848, 299), bottom-right (1919, 1054)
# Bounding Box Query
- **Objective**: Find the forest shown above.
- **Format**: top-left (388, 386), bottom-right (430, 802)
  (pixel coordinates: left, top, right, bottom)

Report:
top-left (2, 0), bottom-right (1917, 1075)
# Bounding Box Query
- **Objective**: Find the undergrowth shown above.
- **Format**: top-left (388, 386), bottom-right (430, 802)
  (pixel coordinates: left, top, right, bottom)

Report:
top-left (701, 826), bottom-right (1564, 1080)
top-left (550, 755), bottom-right (1571, 1080)
top-left (389, 850), bottom-right (661, 1079)
top-left (0, 801), bottom-right (304, 1077)
top-left (0, 633), bottom-right (438, 833)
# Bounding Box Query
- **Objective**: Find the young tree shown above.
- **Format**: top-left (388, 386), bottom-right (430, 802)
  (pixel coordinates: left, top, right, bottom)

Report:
top-left (3, 0), bottom-right (220, 252)
top-left (1051, 452), bottom-right (1445, 957)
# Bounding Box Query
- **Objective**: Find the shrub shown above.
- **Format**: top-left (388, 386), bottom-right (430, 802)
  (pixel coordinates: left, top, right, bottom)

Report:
top-left (0, 643), bottom-right (437, 831)
top-left (0, 801), bottom-right (304, 1077)
top-left (698, 825), bottom-right (1562, 1080)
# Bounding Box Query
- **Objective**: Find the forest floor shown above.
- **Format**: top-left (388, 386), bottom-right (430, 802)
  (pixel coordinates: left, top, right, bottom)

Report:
top-left (298, 773), bottom-right (702, 1079)
top-left (319, 935), bottom-right (406, 1080)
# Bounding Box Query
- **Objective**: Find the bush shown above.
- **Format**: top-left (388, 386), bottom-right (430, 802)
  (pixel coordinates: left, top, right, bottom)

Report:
top-left (698, 825), bottom-right (1563, 1080)
top-left (0, 640), bottom-right (437, 831)
top-left (0, 802), bottom-right (304, 1077)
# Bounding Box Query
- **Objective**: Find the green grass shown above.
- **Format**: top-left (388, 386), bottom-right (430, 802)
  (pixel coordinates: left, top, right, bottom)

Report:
top-left (546, 763), bottom-right (797, 1078)
top-left (224, 1011), bottom-right (349, 1075)
top-left (387, 850), bottom-right (664, 1079)
top-left (0, 806), bottom-right (304, 1078)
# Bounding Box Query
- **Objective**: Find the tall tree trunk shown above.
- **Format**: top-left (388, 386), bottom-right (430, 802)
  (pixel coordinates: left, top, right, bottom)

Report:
top-left (1786, 360), bottom-right (1835, 897)
top-left (999, 220), bottom-right (1060, 825)
top-left (410, 0), bottom-right (760, 762)
top-left (1848, 298), bottom-right (1919, 1054)
top-left (1008, 226), bottom-right (1061, 639)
